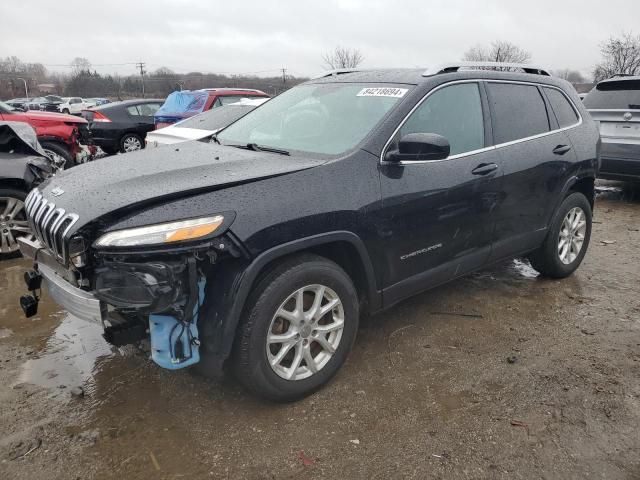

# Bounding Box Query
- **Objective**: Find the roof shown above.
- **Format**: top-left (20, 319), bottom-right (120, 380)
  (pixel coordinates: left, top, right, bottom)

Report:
top-left (598, 75), bottom-right (640, 84)
top-left (198, 88), bottom-right (268, 95)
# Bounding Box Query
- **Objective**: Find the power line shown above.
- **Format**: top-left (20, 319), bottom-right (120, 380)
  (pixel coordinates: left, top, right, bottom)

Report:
top-left (136, 61), bottom-right (146, 98)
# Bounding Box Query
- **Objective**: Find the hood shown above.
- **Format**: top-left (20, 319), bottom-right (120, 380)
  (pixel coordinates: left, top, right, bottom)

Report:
top-left (0, 121), bottom-right (49, 157)
top-left (37, 140), bottom-right (327, 232)
top-left (23, 110), bottom-right (86, 123)
top-left (146, 126), bottom-right (216, 146)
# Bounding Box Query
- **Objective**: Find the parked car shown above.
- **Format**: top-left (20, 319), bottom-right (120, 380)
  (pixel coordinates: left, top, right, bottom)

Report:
top-left (584, 75), bottom-right (640, 181)
top-left (58, 97), bottom-right (95, 115)
top-left (24, 97), bottom-right (61, 112)
top-left (146, 98), bottom-right (269, 148)
top-left (88, 98), bottom-right (111, 106)
top-left (0, 100), bottom-right (95, 167)
top-left (82, 99), bottom-right (164, 154)
top-left (154, 88), bottom-right (269, 128)
top-left (5, 98), bottom-right (30, 110)
top-left (17, 63), bottom-right (599, 402)
top-left (0, 121), bottom-right (58, 258)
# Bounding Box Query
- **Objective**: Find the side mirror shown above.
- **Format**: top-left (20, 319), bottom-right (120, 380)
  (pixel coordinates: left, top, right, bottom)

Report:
top-left (385, 133), bottom-right (450, 162)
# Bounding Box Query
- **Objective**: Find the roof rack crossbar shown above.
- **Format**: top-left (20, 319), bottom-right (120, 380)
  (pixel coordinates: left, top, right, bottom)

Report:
top-left (422, 62), bottom-right (551, 77)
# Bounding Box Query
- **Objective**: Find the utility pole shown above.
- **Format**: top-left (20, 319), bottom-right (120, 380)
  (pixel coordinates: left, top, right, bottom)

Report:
top-left (281, 68), bottom-right (287, 90)
top-left (136, 62), bottom-right (146, 98)
top-left (16, 77), bottom-right (29, 100)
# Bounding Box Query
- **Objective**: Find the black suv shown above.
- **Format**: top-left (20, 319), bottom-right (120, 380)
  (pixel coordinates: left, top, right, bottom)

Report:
top-left (584, 75), bottom-right (640, 181)
top-left (18, 63), bottom-right (600, 401)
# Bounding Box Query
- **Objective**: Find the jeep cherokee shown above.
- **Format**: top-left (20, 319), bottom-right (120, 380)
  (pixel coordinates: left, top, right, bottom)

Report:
top-left (18, 62), bottom-right (600, 402)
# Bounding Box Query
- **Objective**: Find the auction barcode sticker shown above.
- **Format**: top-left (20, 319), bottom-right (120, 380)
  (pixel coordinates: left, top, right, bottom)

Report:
top-left (357, 87), bottom-right (408, 98)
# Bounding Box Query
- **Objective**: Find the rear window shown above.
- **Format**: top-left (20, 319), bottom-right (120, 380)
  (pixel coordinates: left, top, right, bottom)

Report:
top-left (544, 87), bottom-right (579, 128)
top-left (177, 104), bottom-right (254, 130)
top-left (583, 79), bottom-right (640, 110)
top-left (487, 83), bottom-right (550, 144)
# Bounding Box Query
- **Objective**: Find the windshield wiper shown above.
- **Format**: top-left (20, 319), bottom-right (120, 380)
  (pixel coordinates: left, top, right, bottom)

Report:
top-left (210, 134), bottom-right (221, 144)
top-left (229, 143), bottom-right (290, 156)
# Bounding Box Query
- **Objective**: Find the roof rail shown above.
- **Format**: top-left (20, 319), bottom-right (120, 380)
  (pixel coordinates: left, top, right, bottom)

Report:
top-left (313, 68), bottom-right (363, 79)
top-left (423, 62), bottom-right (551, 77)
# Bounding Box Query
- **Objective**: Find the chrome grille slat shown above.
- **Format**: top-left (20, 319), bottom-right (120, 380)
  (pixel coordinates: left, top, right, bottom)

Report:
top-left (23, 189), bottom-right (80, 264)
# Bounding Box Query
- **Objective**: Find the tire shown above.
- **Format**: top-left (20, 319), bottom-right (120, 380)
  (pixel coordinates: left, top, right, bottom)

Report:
top-left (40, 141), bottom-right (73, 169)
top-left (232, 254), bottom-right (359, 402)
top-left (119, 133), bottom-right (143, 153)
top-left (0, 188), bottom-right (31, 260)
top-left (61, 108), bottom-right (70, 115)
top-left (528, 192), bottom-right (592, 278)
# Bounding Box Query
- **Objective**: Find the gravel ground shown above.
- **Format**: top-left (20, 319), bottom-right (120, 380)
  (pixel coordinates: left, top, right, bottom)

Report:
top-left (0, 182), bottom-right (639, 480)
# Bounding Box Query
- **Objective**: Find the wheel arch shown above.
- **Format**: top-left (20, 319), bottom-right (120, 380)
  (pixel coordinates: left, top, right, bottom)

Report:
top-left (547, 175), bottom-right (595, 227)
top-left (198, 231), bottom-right (381, 373)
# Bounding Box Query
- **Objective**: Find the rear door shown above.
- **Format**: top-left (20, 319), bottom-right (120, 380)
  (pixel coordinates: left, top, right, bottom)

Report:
top-left (584, 78), bottom-right (640, 178)
top-left (127, 102), bottom-right (162, 134)
top-left (486, 82), bottom-right (578, 260)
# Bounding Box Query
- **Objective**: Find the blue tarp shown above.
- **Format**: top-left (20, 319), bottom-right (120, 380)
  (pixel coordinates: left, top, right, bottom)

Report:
top-left (154, 90), bottom-right (210, 125)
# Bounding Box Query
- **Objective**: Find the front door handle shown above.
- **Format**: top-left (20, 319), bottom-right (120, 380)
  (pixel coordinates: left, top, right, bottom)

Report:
top-left (553, 145), bottom-right (572, 155)
top-left (471, 163), bottom-right (499, 175)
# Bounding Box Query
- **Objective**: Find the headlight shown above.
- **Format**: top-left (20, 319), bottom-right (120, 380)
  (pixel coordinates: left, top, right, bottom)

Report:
top-left (94, 215), bottom-right (224, 248)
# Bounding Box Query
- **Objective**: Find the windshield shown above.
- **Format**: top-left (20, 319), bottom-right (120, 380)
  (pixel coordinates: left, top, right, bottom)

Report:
top-left (177, 104), bottom-right (255, 130)
top-left (584, 79), bottom-right (640, 110)
top-left (217, 83), bottom-right (410, 156)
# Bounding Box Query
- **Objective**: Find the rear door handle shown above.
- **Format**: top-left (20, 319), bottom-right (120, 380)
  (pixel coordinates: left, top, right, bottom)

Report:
top-left (553, 145), bottom-right (572, 155)
top-left (471, 163), bottom-right (499, 175)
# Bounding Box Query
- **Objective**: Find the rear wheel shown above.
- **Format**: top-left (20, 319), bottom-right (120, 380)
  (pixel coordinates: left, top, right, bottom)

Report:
top-left (41, 141), bottom-right (73, 169)
top-left (529, 192), bottom-right (592, 278)
top-left (0, 188), bottom-right (32, 259)
top-left (120, 133), bottom-right (143, 153)
top-left (233, 254), bottom-right (359, 402)
top-left (61, 108), bottom-right (70, 115)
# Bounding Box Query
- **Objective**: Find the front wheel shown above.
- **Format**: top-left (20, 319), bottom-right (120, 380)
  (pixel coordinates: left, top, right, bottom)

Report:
top-left (529, 192), bottom-right (592, 278)
top-left (0, 188), bottom-right (32, 259)
top-left (233, 254), bottom-right (359, 402)
top-left (40, 141), bottom-right (73, 169)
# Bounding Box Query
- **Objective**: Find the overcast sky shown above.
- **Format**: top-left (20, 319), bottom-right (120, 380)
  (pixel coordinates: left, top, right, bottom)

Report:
top-left (3, 0), bottom-right (638, 79)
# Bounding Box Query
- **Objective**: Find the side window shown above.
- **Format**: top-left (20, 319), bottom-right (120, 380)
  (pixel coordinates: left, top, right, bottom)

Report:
top-left (138, 103), bottom-right (160, 116)
top-left (399, 83), bottom-right (485, 156)
top-left (218, 95), bottom-right (248, 106)
top-left (544, 87), bottom-right (579, 128)
top-left (487, 83), bottom-right (550, 144)
top-left (126, 105), bottom-right (141, 116)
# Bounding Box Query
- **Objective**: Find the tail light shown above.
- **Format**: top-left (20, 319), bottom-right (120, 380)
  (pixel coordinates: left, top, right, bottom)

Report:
top-left (91, 111), bottom-right (111, 123)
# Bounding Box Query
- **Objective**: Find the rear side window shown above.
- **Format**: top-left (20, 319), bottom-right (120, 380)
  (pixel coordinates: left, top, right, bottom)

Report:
top-left (487, 83), bottom-right (550, 144)
top-left (583, 79), bottom-right (640, 110)
top-left (399, 83), bottom-right (485, 156)
top-left (544, 87), bottom-right (579, 128)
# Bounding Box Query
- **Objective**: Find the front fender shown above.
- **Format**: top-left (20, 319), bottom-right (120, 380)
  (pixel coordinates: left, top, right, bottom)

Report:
top-left (197, 231), bottom-right (379, 374)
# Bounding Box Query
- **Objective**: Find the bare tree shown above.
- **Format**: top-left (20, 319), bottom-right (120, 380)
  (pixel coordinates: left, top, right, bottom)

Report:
top-left (463, 40), bottom-right (531, 64)
top-left (593, 33), bottom-right (640, 82)
top-left (70, 57), bottom-right (92, 75)
top-left (552, 69), bottom-right (586, 83)
top-left (322, 46), bottom-right (364, 70)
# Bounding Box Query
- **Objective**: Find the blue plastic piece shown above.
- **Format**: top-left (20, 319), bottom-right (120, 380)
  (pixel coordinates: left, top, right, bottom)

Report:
top-left (154, 90), bottom-right (210, 125)
top-left (149, 279), bottom-right (205, 370)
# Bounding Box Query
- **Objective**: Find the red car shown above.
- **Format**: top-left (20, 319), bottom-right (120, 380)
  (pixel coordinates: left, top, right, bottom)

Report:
top-left (154, 88), bottom-right (269, 129)
top-left (0, 100), bottom-right (95, 167)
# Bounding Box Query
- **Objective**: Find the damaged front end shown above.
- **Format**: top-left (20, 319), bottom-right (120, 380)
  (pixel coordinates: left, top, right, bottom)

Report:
top-left (19, 205), bottom-right (244, 371)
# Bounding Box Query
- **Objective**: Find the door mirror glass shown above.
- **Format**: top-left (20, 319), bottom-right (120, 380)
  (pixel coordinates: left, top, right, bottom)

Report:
top-left (386, 133), bottom-right (450, 162)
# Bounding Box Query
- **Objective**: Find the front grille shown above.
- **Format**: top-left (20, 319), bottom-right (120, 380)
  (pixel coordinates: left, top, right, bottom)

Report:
top-left (24, 189), bottom-right (79, 264)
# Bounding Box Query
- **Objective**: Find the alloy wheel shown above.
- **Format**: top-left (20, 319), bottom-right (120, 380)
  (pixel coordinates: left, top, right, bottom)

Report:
top-left (123, 136), bottom-right (142, 152)
top-left (0, 197), bottom-right (32, 254)
top-left (266, 284), bottom-right (345, 381)
top-left (558, 206), bottom-right (586, 265)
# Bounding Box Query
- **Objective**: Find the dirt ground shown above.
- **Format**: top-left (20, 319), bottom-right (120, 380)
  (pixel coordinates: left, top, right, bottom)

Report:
top-left (1, 182), bottom-right (639, 480)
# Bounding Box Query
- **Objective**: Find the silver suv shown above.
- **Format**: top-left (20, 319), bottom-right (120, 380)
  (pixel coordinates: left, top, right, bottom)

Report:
top-left (584, 75), bottom-right (640, 181)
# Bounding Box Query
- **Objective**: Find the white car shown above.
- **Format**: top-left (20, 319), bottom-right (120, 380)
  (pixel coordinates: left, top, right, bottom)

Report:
top-left (58, 97), bottom-right (96, 115)
top-left (146, 98), bottom-right (269, 148)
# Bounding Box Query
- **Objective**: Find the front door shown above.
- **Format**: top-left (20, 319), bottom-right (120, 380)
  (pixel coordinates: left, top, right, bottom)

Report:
top-left (378, 82), bottom-right (502, 305)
